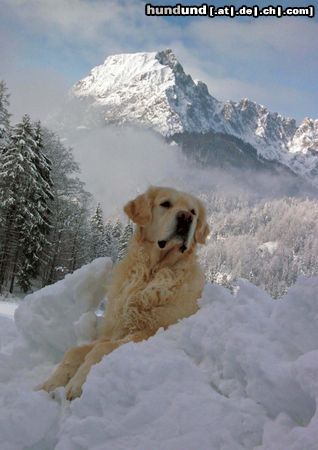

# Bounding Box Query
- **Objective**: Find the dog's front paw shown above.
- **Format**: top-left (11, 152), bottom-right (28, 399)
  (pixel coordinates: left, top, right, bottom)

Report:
top-left (37, 376), bottom-right (63, 393)
top-left (65, 376), bottom-right (84, 400)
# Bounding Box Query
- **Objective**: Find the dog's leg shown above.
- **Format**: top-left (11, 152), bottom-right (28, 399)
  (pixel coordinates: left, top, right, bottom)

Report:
top-left (65, 330), bottom-right (153, 400)
top-left (38, 342), bottom-right (97, 393)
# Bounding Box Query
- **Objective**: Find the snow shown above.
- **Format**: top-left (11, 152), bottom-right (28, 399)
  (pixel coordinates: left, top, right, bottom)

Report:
top-left (74, 51), bottom-right (168, 98)
top-left (258, 241), bottom-right (279, 255)
top-left (289, 118), bottom-right (318, 155)
top-left (71, 50), bottom-right (184, 136)
top-left (15, 257), bottom-right (113, 358)
top-left (1, 259), bottom-right (318, 450)
top-left (0, 301), bottom-right (18, 319)
top-left (69, 49), bottom-right (220, 136)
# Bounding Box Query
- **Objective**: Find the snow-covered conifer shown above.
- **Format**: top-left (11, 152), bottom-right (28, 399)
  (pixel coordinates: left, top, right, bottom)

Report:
top-left (90, 203), bottom-right (107, 259)
top-left (110, 219), bottom-right (123, 262)
top-left (103, 220), bottom-right (113, 258)
top-left (0, 115), bottom-right (53, 292)
top-left (0, 80), bottom-right (10, 151)
top-left (39, 129), bottom-right (92, 285)
top-left (117, 221), bottom-right (133, 260)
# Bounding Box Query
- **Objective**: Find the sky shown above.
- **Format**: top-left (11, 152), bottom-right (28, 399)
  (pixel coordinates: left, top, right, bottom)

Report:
top-left (0, 0), bottom-right (317, 124)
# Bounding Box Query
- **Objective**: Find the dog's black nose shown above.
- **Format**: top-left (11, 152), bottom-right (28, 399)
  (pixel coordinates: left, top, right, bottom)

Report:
top-left (158, 240), bottom-right (167, 249)
top-left (177, 210), bottom-right (193, 224)
top-left (176, 210), bottom-right (192, 237)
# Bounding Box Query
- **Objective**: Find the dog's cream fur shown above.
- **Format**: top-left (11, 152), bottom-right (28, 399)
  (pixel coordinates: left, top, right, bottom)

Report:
top-left (40, 186), bottom-right (209, 399)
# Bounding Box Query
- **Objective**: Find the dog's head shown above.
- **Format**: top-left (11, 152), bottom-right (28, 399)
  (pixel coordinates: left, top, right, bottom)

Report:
top-left (124, 186), bottom-right (209, 253)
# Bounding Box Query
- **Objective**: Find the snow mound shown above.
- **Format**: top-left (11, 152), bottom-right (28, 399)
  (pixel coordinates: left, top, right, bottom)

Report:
top-left (0, 260), bottom-right (318, 450)
top-left (0, 301), bottom-right (18, 320)
top-left (15, 257), bottom-right (112, 359)
top-left (57, 278), bottom-right (318, 450)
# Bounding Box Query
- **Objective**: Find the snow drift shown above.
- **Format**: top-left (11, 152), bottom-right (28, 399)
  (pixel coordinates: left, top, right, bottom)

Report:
top-left (0, 258), bottom-right (318, 450)
top-left (15, 257), bottom-right (113, 359)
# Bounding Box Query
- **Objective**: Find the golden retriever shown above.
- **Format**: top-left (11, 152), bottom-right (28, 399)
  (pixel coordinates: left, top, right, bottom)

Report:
top-left (40, 186), bottom-right (209, 399)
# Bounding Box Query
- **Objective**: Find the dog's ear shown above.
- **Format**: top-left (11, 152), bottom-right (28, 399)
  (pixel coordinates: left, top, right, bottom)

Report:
top-left (195, 199), bottom-right (210, 244)
top-left (124, 192), bottom-right (152, 226)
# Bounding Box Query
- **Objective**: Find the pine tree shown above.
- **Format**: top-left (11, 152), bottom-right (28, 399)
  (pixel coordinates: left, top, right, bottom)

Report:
top-left (103, 220), bottom-right (113, 258)
top-left (0, 80), bottom-right (10, 152)
top-left (117, 221), bottom-right (133, 260)
top-left (111, 219), bottom-right (123, 240)
top-left (17, 121), bottom-right (54, 291)
top-left (110, 218), bottom-right (123, 262)
top-left (0, 114), bottom-right (37, 291)
top-left (67, 190), bottom-right (92, 273)
top-left (0, 81), bottom-right (11, 292)
top-left (90, 203), bottom-right (107, 259)
top-left (33, 121), bottom-right (54, 203)
top-left (39, 128), bottom-right (93, 285)
top-left (0, 115), bottom-right (53, 292)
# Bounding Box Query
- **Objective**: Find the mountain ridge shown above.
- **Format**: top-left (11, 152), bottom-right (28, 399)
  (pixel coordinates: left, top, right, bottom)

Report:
top-left (62, 49), bottom-right (318, 185)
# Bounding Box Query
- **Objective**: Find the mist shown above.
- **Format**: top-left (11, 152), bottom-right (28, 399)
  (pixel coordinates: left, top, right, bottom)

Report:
top-left (66, 126), bottom-right (189, 217)
top-left (4, 68), bottom-right (70, 124)
top-left (60, 123), bottom-right (318, 220)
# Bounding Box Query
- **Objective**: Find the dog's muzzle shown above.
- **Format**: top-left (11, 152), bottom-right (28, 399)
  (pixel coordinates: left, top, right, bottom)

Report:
top-left (175, 210), bottom-right (193, 238)
top-left (157, 210), bottom-right (193, 252)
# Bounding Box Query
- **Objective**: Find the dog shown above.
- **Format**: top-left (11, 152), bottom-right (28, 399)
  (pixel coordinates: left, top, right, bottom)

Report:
top-left (40, 186), bottom-right (210, 400)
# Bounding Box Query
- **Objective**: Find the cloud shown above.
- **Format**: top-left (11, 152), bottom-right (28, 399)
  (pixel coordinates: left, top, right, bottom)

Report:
top-left (3, 0), bottom-right (125, 40)
top-left (4, 68), bottom-right (69, 124)
top-left (1, 0), bottom-right (179, 64)
top-left (63, 122), bottom-right (314, 219)
top-left (68, 126), bottom-right (188, 217)
top-left (1, 0), bottom-right (316, 124)
top-left (187, 18), bottom-right (318, 82)
top-left (189, 16), bottom-right (318, 56)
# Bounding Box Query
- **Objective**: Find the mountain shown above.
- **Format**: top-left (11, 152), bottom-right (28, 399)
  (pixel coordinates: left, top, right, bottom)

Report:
top-left (58, 49), bottom-right (318, 186)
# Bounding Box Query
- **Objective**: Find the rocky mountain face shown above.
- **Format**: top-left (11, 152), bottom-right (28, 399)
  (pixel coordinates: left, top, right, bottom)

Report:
top-left (60, 49), bottom-right (318, 186)
top-left (70, 50), bottom-right (219, 135)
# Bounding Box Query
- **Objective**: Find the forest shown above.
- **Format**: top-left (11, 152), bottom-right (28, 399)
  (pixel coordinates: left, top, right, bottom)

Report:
top-left (1, 80), bottom-right (317, 298)
top-left (0, 81), bottom-right (132, 295)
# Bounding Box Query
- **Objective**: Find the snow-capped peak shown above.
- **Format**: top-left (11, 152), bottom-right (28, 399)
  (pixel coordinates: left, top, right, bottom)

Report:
top-left (74, 51), bottom-right (170, 98)
top-left (72, 49), bottom-right (219, 136)
top-left (67, 49), bottom-right (318, 184)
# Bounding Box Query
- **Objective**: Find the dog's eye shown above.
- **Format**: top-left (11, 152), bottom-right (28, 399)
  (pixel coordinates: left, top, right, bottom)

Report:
top-left (160, 201), bottom-right (172, 208)
top-left (191, 209), bottom-right (196, 215)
